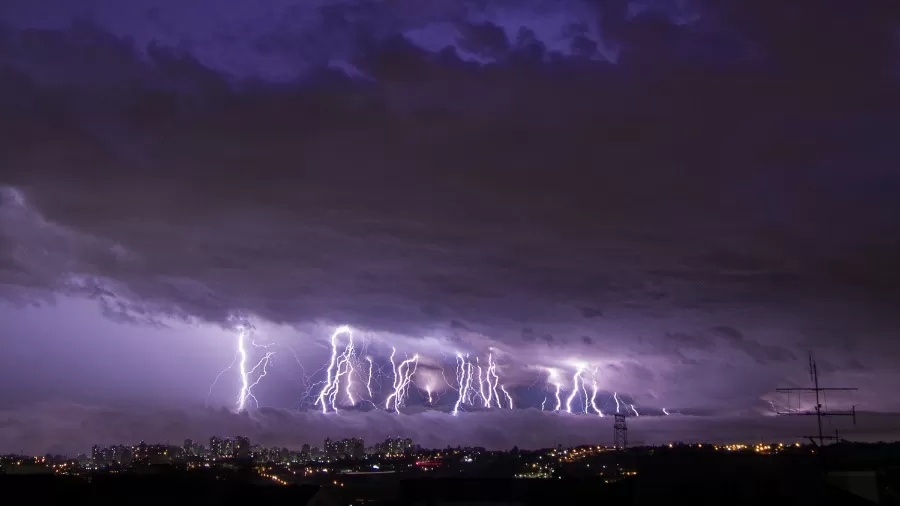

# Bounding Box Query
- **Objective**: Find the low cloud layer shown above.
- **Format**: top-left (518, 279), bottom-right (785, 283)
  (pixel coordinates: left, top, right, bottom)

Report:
top-left (5, 401), bottom-right (900, 455)
top-left (1, 0), bottom-right (899, 450)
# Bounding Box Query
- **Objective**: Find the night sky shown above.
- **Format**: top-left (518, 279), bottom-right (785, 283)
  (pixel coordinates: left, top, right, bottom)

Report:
top-left (2, 0), bottom-right (900, 455)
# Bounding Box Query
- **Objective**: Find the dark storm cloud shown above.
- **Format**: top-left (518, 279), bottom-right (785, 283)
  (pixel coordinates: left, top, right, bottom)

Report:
top-left (710, 326), bottom-right (744, 341)
top-left (663, 332), bottom-right (715, 351)
top-left (1, 0), bottom-right (900, 444)
top-left (709, 326), bottom-right (796, 365)
top-left (579, 307), bottom-right (603, 319)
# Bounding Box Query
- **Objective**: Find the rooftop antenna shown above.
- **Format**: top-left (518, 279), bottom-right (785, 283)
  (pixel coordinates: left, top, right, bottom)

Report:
top-left (776, 352), bottom-right (857, 447)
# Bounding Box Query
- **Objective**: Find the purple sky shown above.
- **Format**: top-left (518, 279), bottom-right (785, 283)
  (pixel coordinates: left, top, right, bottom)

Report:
top-left (2, 0), bottom-right (900, 454)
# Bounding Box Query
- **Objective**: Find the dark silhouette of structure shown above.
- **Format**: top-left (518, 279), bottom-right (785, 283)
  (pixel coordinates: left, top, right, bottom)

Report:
top-left (777, 353), bottom-right (857, 447)
top-left (614, 414), bottom-right (627, 450)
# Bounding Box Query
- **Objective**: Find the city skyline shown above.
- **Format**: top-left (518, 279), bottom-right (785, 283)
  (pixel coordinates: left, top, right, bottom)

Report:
top-left (2, 0), bottom-right (900, 453)
top-left (40, 433), bottom-right (811, 461)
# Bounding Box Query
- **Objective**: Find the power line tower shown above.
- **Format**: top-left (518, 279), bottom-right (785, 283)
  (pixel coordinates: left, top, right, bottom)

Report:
top-left (776, 353), bottom-right (857, 447)
top-left (613, 414), bottom-right (628, 450)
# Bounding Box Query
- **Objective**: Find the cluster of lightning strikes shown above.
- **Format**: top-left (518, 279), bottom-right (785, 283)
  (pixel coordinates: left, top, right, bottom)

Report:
top-left (215, 325), bottom-right (659, 417)
top-left (561, 366), bottom-right (605, 417)
top-left (316, 326), bottom-right (356, 413)
top-left (384, 348), bottom-right (420, 414)
top-left (536, 368), bottom-right (651, 418)
top-left (451, 352), bottom-right (514, 415)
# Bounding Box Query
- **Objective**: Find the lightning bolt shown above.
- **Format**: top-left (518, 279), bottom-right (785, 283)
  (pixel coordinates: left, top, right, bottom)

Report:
top-left (384, 348), bottom-right (397, 410)
top-left (587, 370), bottom-right (604, 417)
top-left (207, 355), bottom-right (237, 407)
top-left (487, 353), bottom-right (502, 408)
top-left (315, 325), bottom-right (354, 413)
top-left (340, 344), bottom-right (356, 406)
top-left (565, 367), bottom-right (585, 414)
top-left (541, 397), bottom-right (547, 411)
top-left (629, 404), bottom-right (640, 417)
top-left (662, 408), bottom-right (670, 415)
top-left (365, 357), bottom-right (375, 399)
top-left (451, 352), bottom-right (513, 412)
top-left (465, 360), bottom-right (476, 404)
top-left (545, 369), bottom-right (563, 412)
top-left (425, 386), bottom-right (433, 405)
top-left (384, 349), bottom-right (419, 414)
top-left (613, 391), bottom-right (621, 413)
top-left (476, 358), bottom-right (489, 407)
top-left (500, 385), bottom-right (514, 409)
top-left (580, 376), bottom-right (591, 414)
top-left (452, 354), bottom-right (469, 415)
top-left (235, 328), bottom-right (276, 411)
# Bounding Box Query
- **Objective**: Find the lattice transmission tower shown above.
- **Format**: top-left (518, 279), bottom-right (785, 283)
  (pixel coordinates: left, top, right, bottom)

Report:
top-left (613, 414), bottom-right (628, 450)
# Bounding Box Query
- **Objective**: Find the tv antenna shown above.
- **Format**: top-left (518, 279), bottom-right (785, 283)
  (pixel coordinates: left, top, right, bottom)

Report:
top-left (776, 353), bottom-right (857, 447)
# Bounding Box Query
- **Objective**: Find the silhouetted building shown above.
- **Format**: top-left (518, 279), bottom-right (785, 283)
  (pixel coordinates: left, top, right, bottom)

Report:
top-left (347, 438), bottom-right (364, 459)
top-left (324, 438), bottom-right (365, 459)
top-left (234, 436), bottom-right (251, 459)
top-left (133, 442), bottom-right (149, 463)
top-left (210, 437), bottom-right (222, 458)
top-left (376, 437), bottom-right (413, 455)
top-left (91, 445), bottom-right (102, 465)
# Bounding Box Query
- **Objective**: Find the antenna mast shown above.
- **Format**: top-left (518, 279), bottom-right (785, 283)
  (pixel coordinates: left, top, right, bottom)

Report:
top-left (776, 353), bottom-right (857, 447)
